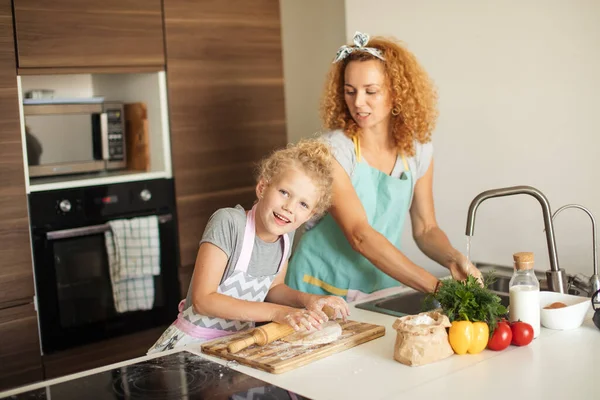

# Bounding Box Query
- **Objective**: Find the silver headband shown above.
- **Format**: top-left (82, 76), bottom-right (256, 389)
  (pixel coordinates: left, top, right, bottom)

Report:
top-left (332, 31), bottom-right (385, 63)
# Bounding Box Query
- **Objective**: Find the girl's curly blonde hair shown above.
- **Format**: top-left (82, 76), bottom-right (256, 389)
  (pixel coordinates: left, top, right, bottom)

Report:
top-left (321, 36), bottom-right (438, 157)
top-left (256, 139), bottom-right (334, 216)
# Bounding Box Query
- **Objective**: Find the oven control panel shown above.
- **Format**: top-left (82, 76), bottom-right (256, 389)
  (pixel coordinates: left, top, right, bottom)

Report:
top-left (29, 179), bottom-right (175, 228)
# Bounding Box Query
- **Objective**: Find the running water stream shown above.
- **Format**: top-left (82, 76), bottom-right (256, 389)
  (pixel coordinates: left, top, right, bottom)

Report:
top-left (466, 235), bottom-right (472, 263)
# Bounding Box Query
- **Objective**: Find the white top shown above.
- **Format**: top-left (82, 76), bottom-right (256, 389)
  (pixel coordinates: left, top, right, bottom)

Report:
top-left (324, 129), bottom-right (433, 181)
top-left (1, 286), bottom-right (597, 400)
top-left (306, 130), bottom-right (434, 229)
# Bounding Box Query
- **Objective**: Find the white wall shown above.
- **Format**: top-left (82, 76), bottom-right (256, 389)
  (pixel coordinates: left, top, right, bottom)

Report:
top-left (342, 0), bottom-right (600, 277)
top-left (280, 0), bottom-right (346, 144)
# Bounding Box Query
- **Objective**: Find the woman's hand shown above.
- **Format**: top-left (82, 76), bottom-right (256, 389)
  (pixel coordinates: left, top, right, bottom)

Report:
top-left (451, 253), bottom-right (483, 285)
top-left (305, 295), bottom-right (350, 321)
top-left (272, 307), bottom-right (324, 331)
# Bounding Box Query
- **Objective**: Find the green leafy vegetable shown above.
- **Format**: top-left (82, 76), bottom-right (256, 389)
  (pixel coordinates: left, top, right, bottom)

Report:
top-left (426, 273), bottom-right (507, 331)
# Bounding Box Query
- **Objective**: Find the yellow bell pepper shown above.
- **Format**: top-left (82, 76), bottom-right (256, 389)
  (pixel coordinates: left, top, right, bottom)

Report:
top-left (468, 322), bottom-right (489, 354)
top-left (448, 321), bottom-right (489, 355)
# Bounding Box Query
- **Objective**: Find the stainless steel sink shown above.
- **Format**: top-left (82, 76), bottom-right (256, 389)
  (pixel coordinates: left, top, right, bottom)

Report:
top-left (355, 289), bottom-right (510, 318)
top-left (371, 291), bottom-right (437, 317)
top-left (487, 275), bottom-right (511, 293)
top-left (354, 262), bottom-right (589, 317)
top-left (354, 263), bottom-right (519, 318)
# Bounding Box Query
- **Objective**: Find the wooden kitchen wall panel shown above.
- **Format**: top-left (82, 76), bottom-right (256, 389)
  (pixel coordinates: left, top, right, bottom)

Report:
top-left (164, 0), bottom-right (287, 177)
top-left (169, 119), bottom-right (286, 168)
top-left (166, 74), bottom-right (287, 179)
top-left (0, 303), bottom-right (43, 390)
top-left (0, 5), bottom-right (38, 389)
top-left (0, 0), bottom-right (34, 308)
top-left (166, 81), bottom-right (286, 134)
top-left (43, 326), bottom-right (167, 379)
top-left (164, 50), bottom-right (284, 81)
top-left (173, 162), bottom-right (258, 199)
top-left (163, 0), bottom-right (282, 64)
top-left (13, 0), bottom-right (165, 69)
top-left (0, 142), bottom-right (29, 194)
top-left (164, 0), bottom-right (281, 27)
top-left (177, 187), bottom-right (257, 269)
top-left (164, 0), bottom-right (287, 268)
top-left (0, 224), bottom-right (35, 308)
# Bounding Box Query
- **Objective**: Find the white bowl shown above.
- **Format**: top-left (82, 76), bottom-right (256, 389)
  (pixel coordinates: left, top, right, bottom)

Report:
top-left (539, 291), bottom-right (591, 330)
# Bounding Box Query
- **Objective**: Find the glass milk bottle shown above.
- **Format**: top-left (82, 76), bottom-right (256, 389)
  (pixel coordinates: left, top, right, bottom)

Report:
top-left (509, 252), bottom-right (540, 338)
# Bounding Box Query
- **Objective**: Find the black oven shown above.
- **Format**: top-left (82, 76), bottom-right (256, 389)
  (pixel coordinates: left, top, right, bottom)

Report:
top-left (28, 179), bottom-right (180, 354)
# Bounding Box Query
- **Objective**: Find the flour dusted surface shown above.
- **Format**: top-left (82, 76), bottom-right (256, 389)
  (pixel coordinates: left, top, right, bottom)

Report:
top-left (282, 321), bottom-right (343, 346)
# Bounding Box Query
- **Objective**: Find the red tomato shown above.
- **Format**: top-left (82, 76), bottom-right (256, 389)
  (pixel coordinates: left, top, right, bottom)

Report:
top-left (510, 321), bottom-right (534, 346)
top-left (487, 321), bottom-right (512, 351)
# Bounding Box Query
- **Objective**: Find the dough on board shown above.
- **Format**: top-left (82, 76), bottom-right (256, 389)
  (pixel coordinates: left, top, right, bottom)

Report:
top-left (282, 321), bottom-right (343, 346)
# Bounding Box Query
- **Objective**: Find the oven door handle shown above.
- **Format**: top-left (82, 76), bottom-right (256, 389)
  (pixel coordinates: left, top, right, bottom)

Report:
top-left (46, 214), bottom-right (173, 240)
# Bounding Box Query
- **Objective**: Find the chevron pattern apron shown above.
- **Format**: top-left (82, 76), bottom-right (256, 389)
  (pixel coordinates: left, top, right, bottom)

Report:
top-left (148, 205), bottom-right (289, 354)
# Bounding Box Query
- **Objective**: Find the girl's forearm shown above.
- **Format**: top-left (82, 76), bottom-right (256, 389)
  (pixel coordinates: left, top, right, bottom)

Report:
top-left (264, 284), bottom-right (314, 308)
top-left (193, 293), bottom-right (292, 323)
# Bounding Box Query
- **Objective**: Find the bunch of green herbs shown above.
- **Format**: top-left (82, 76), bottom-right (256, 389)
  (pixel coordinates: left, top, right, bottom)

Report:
top-left (425, 273), bottom-right (507, 331)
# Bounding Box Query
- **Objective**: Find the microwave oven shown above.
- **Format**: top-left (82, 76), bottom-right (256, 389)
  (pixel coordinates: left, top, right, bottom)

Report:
top-left (24, 101), bottom-right (127, 178)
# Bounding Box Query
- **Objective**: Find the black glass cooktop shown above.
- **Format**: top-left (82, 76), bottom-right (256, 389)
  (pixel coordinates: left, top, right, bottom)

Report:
top-left (6, 351), bottom-right (310, 399)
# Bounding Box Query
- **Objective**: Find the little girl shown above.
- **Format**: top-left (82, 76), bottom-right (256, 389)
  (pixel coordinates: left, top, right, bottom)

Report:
top-left (148, 139), bottom-right (349, 354)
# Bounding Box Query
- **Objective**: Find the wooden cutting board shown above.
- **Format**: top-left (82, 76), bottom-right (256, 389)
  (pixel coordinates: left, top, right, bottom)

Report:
top-left (201, 319), bottom-right (385, 374)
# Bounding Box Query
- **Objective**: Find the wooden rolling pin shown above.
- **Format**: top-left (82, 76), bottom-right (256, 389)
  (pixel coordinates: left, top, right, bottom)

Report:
top-left (227, 305), bottom-right (338, 354)
top-left (227, 322), bottom-right (294, 353)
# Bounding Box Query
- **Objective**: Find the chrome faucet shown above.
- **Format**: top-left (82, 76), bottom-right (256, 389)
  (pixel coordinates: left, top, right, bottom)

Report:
top-left (465, 185), bottom-right (567, 293)
top-left (552, 204), bottom-right (600, 297)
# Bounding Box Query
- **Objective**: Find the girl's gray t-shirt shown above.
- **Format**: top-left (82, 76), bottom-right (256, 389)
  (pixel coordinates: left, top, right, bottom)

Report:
top-left (184, 205), bottom-right (294, 304)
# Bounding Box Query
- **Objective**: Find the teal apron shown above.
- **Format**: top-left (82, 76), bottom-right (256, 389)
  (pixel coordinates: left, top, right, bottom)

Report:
top-left (285, 136), bottom-right (414, 301)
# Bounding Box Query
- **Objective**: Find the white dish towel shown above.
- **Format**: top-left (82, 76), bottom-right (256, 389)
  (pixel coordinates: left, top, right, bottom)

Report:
top-left (105, 216), bottom-right (161, 313)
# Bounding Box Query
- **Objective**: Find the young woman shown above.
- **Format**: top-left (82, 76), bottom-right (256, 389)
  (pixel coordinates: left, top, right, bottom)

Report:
top-left (286, 32), bottom-right (482, 301)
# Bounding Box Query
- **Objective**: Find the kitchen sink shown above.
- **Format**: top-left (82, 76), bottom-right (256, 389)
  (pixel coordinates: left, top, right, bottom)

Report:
top-left (354, 263), bottom-right (522, 318)
top-left (487, 275), bottom-right (511, 293)
top-left (355, 289), bottom-right (510, 318)
top-left (354, 262), bottom-right (588, 317)
top-left (371, 291), bottom-right (438, 317)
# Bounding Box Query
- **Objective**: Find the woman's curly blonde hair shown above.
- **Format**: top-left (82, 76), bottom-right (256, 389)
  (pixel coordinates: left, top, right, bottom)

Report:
top-left (256, 139), bottom-right (334, 216)
top-left (321, 36), bottom-right (438, 157)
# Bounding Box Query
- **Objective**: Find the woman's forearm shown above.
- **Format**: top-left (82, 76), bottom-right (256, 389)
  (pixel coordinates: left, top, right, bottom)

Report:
top-left (193, 293), bottom-right (292, 323)
top-left (413, 226), bottom-right (462, 272)
top-left (351, 226), bottom-right (439, 293)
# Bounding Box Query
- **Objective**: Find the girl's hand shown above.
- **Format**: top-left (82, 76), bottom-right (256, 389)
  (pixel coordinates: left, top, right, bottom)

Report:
top-left (272, 307), bottom-right (324, 331)
top-left (306, 295), bottom-right (350, 322)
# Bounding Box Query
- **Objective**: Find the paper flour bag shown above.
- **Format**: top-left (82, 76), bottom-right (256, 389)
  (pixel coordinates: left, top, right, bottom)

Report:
top-left (392, 311), bottom-right (453, 366)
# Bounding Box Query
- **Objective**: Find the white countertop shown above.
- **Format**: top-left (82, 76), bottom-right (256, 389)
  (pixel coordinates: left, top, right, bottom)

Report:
top-left (2, 287), bottom-right (598, 400)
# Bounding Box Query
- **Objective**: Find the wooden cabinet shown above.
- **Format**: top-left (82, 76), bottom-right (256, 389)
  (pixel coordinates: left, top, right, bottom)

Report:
top-left (0, 0), bottom-right (288, 388)
top-left (13, 0), bottom-right (165, 70)
top-left (43, 326), bottom-right (167, 379)
top-left (163, 0), bottom-right (288, 288)
top-left (0, 2), bottom-right (42, 391)
top-left (0, 304), bottom-right (43, 390)
top-left (0, 0), bottom-right (35, 310)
